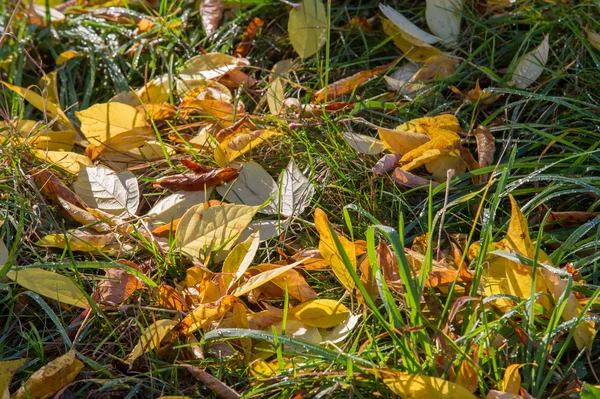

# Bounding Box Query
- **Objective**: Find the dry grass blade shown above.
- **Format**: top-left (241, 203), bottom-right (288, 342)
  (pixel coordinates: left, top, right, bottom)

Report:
top-left (182, 364), bottom-right (241, 399)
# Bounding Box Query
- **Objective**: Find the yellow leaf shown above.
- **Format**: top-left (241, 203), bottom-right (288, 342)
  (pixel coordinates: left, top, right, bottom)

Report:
top-left (222, 231), bottom-right (260, 291)
top-left (0, 358), bottom-right (27, 399)
top-left (177, 204), bottom-right (260, 258)
top-left (486, 390), bottom-right (523, 399)
top-left (288, 0), bottom-right (327, 58)
top-left (232, 260), bottom-right (304, 298)
top-left (1, 82), bottom-right (71, 128)
top-left (397, 114), bottom-right (461, 134)
top-left (6, 268), bottom-right (88, 308)
top-left (586, 28), bottom-right (600, 52)
top-left (500, 364), bottom-right (524, 394)
top-left (12, 351), bottom-right (83, 399)
top-left (288, 299), bottom-right (349, 328)
top-left (36, 230), bottom-right (114, 252)
top-left (214, 129), bottom-right (279, 167)
top-left (381, 18), bottom-right (443, 63)
top-left (314, 208), bottom-right (356, 291)
top-left (75, 102), bottom-right (153, 146)
top-left (29, 129), bottom-right (76, 151)
top-left (383, 372), bottom-right (477, 399)
top-left (180, 296), bottom-right (237, 334)
top-left (455, 359), bottom-right (478, 393)
top-left (378, 127), bottom-right (430, 155)
top-left (505, 195), bottom-right (534, 257)
top-left (31, 150), bottom-right (92, 174)
top-left (125, 319), bottom-right (178, 363)
top-left (56, 50), bottom-right (81, 65)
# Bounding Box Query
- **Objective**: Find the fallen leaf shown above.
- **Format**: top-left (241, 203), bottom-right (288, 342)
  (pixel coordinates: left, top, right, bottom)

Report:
top-left (147, 190), bottom-right (214, 225)
top-left (199, 0), bottom-right (224, 35)
top-left (183, 364), bottom-right (241, 399)
top-left (320, 313), bottom-right (361, 344)
top-left (381, 18), bottom-right (443, 62)
top-left (234, 17), bottom-right (264, 57)
top-left (380, 5), bottom-right (441, 45)
top-left (180, 296), bottom-right (237, 334)
top-left (311, 61), bottom-right (395, 103)
top-left (314, 208), bottom-right (356, 291)
top-left (214, 129), bottom-right (279, 167)
top-left (154, 168), bottom-right (239, 191)
top-left (56, 50), bottom-right (81, 65)
top-left (177, 203), bottom-right (260, 257)
top-left (0, 358), bottom-right (27, 399)
top-left (288, 299), bottom-right (349, 328)
top-left (383, 371), bottom-right (477, 399)
top-left (156, 285), bottom-right (188, 311)
top-left (248, 263), bottom-right (317, 301)
top-left (36, 230), bottom-right (115, 252)
top-left (96, 266), bottom-right (143, 305)
top-left (12, 351), bottom-right (83, 399)
top-left (275, 319), bottom-right (322, 344)
top-left (75, 102), bottom-right (153, 147)
top-left (125, 319), bottom-right (178, 363)
top-left (343, 131), bottom-right (386, 155)
top-left (1, 81), bottom-right (71, 127)
top-left (232, 260), bottom-right (303, 297)
top-left (277, 158), bottom-right (315, 218)
top-left (411, 55), bottom-right (458, 81)
top-left (508, 35), bottom-right (550, 89)
top-left (216, 161), bottom-right (279, 213)
top-left (57, 197), bottom-right (112, 233)
top-left (31, 167), bottom-right (88, 209)
top-left (288, 0), bottom-right (327, 58)
top-left (586, 28), bottom-right (600, 52)
top-left (500, 364), bottom-right (524, 394)
top-left (373, 153), bottom-right (401, 174)
top-left (31, 150), bottom-right (92, 175)
top-left (73, 164), bottom-right (139, 216)
top-left (6, 268), bottom-right (87, 308)
top-left (267, 60), bottom-right (293, 116)
top-left (475, 125), bottom-right (495, 170)
top-left (455, 359), bottom-right (478, 393)
top-left (179, 53), bottom-right (249, 81)
top-left (222, 231), bottom-right (260, 292)
top-left (486, 390), bottom-right (523, 399)
top-left (426, 0), bottom-right (463, 45)
top-left (392, 167), bottom-right (439, 188)
top-left (137, 18), bottom-right (155, 32)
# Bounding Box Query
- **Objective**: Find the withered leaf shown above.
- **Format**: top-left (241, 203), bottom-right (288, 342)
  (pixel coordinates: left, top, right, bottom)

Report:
top-left (153, 168), bottom-right (239, 191)
top-left (234, 17), bottom-right (264, 58)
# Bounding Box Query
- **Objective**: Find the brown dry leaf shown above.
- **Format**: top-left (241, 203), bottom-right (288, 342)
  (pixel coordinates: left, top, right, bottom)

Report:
top-left (465, 80), bottom-right (500, 104)
top-left (546, 211), bottom-right (596, 228)
top-left (153, 168), bottom-right (239, 191)
top-left (137, 18), bottom-right (155, 32)
top-left (234, 17), bottom-right (264, 57)
top-left (217, 69), bottom-right (257, 89)
top-left (311, 60), bottom-right (395, 103)
top-left (32, 167), bottom-right (88, 209)
top-left (392, 168), bottom-right (440, 188)
top-left (486, 390), bottom-right (523, 399)
top-left (12, 350), bottom-right (83, 399)
top-left (314, 208), bottom-right (356, 291)
top-left (475, 125), bottom-right (495, 170)
top-left (199, 0), bottom-right (224, 36)
top-left (36, 229), bottom-right (115, 252)
top-left (180, 295), bottom-right (237, 334)
top-left (96, 263), bottom-right (143, 305)
top-left (293, 249), bottom-right (329, 270)
top-left (57, 197), bottom-right (112, 233)
top-left (377, 241), bottom-right (401, 288)
top-left (183, 364), bottom-right (241, 399)
top-left (411, 55), bottom-right (457, 82)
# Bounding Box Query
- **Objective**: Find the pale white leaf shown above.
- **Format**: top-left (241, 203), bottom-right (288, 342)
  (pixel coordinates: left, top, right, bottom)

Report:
top-left (509, 35), bottom-right (550, 89)
top-left (320, 313), bottom-right (361, 344)
top-left (379, 5), bottom-right (441, 45)
top-left (342, 131), bottom-right (386, 155)
top-left (216, 161), bottom-right (279, 214)
top-left (238, 218), bottom-right (290, 243)
top-left (179, 53), bottom-right (249, 81)
top-left (73, 165), bottom-right (140, 217)
top-left (425, 0), bottom-right (463, 46)
top-left (277, 159), bottom-right (314, 218)
top-left (147, 190), bottom-right (213, 225)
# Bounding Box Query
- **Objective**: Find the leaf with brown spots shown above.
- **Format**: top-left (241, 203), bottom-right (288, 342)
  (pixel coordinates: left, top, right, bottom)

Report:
top-left (153, 168), bottom-right (239, 191)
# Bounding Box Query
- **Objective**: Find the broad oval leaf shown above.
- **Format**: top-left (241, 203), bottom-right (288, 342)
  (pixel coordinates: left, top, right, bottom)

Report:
top-left (277, 159), bottom-right (315, 218)
top-left (180, 53), bottom-right (249, 81)
top-left (216, 161), bottom-right (279, 214)
top-left (12, 351), bottom-right (84, 399)
top-left (0, 358), bottom-right (27, 398)
top-left (267, 60), bottom-right (293, 115)
top-left (509, 35), bottom-right (550, 89)
top-left (288, 299), bottom-right (349, 329)
top-left (178, 203), bottom-right (260, 257)
top-left (148, 191), bottom-right (213, 225)
top-left (288, 0), bottom-right (327, 58)
top-left (384, 372), bottom-right (477, 399)
top-left (6, 268), bottom-right (88, 308)
top-left (31, 150), bottom-right (92, 175)
top-left (75, 102), bottom-right (153, 146)
top-left (232, 260), bottom-right (303, 297)
top-left (73, 164), bottom-right (140, 216)
top-left (425, 0), bottom-right (463, 46)
top-left (343, 131), bottom-right (386, 155)
top-left (379, 5), bottom-right (441, 45)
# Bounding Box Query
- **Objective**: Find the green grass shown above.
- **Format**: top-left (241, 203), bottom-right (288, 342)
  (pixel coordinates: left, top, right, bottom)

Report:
top-left (2, 0), bottom-right (600, 398)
